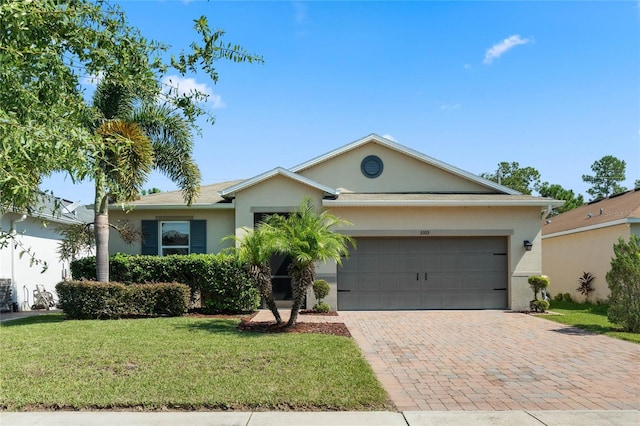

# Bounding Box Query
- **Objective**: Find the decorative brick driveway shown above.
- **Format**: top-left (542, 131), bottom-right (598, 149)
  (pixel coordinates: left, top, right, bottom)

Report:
top-left (339, 311), bottom-right (640, 411)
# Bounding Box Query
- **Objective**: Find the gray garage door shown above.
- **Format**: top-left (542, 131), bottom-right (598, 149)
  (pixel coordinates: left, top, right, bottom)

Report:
top-left (337, 237), bottom-right (508, 310)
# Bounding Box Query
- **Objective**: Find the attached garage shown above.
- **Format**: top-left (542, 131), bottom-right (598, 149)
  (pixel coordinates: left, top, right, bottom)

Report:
top-left (337, 236), bottom-right (508, 310)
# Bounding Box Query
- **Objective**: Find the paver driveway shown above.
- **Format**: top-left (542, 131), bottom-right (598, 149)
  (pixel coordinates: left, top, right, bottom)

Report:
top-left (339, 311), bottom-right (640, 411)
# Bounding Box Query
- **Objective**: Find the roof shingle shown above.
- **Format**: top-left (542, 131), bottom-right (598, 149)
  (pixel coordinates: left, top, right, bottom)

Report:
top-left (542, 189), bottom-right (640, 235)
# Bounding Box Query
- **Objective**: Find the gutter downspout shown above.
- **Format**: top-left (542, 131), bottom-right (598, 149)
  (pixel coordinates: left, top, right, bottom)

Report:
top-left (541, 204), bottom-right (553, 222)
top-left (11, 214), bottom-right (28, 311)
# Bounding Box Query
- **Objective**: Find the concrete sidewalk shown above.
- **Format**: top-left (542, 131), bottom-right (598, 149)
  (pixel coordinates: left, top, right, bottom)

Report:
top-left (2, 410), bottom-right (639, 425)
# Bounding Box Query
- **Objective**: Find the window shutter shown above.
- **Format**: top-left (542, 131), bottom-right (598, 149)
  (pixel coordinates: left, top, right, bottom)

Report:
top-left (190, 220), bottom-right (206, 254)
top-left (141, 220), bottom-right (159, 255)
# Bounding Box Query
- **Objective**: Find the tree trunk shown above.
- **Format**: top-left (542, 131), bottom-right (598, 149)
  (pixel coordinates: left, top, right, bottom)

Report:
top-left (286, 264), bottom-right (315, 328)
top-left (94, 172), bottom-right (110, 282)
top-left (251, 265), bottom-right (281, 323)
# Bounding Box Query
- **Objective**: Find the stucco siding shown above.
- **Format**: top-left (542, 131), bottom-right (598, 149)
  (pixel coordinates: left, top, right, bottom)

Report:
top-left (233, 175), bottom-right (325, 237)
top-left (298, 143), bottom-right (491, 193)
top-left (109, 208), bottom-right (236, 255)
top-left (542, 223), bottom-right (631, 302)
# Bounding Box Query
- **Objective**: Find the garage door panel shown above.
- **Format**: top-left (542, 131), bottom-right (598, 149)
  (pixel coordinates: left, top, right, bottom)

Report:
top-left (338, 237), bottom-right (508, 310)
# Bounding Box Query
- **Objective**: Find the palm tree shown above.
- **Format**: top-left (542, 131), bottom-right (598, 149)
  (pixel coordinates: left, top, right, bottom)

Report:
top-left (91, 79), bottom-right (200, 282)
top-left (266, 198), bottom-right (353, 327)
top-left (226, 227), bottom-right (282, 324)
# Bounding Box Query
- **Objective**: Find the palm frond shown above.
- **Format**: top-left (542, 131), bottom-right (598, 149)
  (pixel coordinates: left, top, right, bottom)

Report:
top-left (96, 119), bottom-right (154, 202)
top-left (133, 103), bottom-right (201, 205)
top-left (93, 79), bottom-right (136, 121)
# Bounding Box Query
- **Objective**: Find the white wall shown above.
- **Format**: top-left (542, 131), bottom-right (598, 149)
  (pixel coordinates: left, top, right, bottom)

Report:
top-left (0, 213), bottom-right (71, 311)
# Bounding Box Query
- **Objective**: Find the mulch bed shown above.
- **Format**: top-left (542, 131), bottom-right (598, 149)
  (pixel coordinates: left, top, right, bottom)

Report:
top-left (185, 310), bottom-right (350, 337)
top-left (238, 318), bottom-right (351, 337)
top-left (299, 310), bottom-right (339, 316)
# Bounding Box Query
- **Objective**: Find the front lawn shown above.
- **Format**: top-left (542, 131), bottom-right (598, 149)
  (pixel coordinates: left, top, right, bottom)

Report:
top-left (540, 300), bottom-right (640, 344)
top-left (0, 314), bottom-right (391, 411)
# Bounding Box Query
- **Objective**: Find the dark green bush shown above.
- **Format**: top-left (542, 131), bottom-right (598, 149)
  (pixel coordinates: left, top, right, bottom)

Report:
top-left (70, 253), bottom-right (260, 314)
top-left (200, 256), bottom-right (260, 314)
top-left (56, 281), bottom-right (189, 319)
top-left (312, 279), bottom-right (330, 301)
top-left (312, 302), bottom-right (331, 313)
top-left (530, 299), bottom-right (550, 313)
top-left (606, 235), bottom-right (640, 333)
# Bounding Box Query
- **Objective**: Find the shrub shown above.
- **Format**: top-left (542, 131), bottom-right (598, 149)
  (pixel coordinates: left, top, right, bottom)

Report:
top-left (312, 302), bottom-right (331, 313)
top-left (200, 255), bottom-right (260, 314)
top-left (70, 254), bottom-right (260, 314)
top-left (576, 272), bottom-right (595, 300)
top-left (606, 235), bottom-right (640, 332)
top-left (553, 293), bottom-right (564, 302)
top-left (562, 292), bottom-right (573, 302)
top-left (530, 299), bottom-right (550, 313)
top-left (312, 279), bottom-right (330, 302)
top-left (528, 275), bottom-right (550, 300)
top-left (56, 281), bottom-right (189, 319)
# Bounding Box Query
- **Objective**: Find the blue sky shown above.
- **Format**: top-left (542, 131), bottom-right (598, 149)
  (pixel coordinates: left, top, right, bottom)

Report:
top-left (43, 0), bottom-right (640, 204)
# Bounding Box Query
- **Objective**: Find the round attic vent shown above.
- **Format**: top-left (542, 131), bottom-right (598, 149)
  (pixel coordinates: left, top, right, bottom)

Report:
top-left (361, 155), bottom-right (383, 178)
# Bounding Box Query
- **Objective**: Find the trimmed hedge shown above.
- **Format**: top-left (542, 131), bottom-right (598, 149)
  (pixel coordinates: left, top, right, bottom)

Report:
top-left (56, 281), bottom-right (190, 319)
top-left (70, 253), bottom-right (260, 314)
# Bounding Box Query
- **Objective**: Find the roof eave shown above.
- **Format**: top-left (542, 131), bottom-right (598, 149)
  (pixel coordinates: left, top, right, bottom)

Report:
top-left (109, 202), bottom-right (235, 210)
top-left (323, 199), bottom-right (563, 208)
top-left (543, 217), bottom-right (640, 239)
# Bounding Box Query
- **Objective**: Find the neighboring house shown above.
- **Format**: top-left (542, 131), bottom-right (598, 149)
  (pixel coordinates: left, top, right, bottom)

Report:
top-left (542, 188), bottom-right (640, 302)
top-left (0, 196), bottom-right (93, 311)
top-left (109, 134), bottom-right (561, 311)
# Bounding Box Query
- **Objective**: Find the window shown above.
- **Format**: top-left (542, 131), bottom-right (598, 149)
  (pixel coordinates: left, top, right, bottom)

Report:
top-left (361, 155), bottom-right (383, 178)
top-left (161, 221), bottom-right (190, 255)
top-left (141, 220), bottom-right (206, 255)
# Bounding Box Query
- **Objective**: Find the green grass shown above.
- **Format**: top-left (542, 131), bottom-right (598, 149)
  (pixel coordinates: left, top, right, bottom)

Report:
top-left (0, 314), bottom-right (392, 411)
top-left (540, 300), bottom-right (640, 344)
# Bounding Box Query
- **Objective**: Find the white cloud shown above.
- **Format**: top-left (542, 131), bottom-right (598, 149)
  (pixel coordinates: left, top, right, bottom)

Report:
top-left (81, 71), bottom-right (104, 87)
top-left (292, 1), bottom-right (308, 25)
top-left (161, 75), bottom-right (225, 108)
top-left (483, 35), bottom-right (531, 65)
top-left (440, 104), bottom-right (461, 110)
top-left (382, 134), bottom-right (397, 141)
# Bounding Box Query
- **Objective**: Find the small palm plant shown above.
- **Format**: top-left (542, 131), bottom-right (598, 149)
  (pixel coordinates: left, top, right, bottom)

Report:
top-left (265, 198), bottom-right (353, 327)
top-left (225, 227), bottom-right (282, 324)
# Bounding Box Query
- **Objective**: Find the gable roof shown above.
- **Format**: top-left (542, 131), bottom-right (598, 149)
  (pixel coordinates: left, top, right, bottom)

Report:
top-left (218, 167), bottom-right (339, 199)
top-left (542, 188), bottom-right (640, 237)
top-left (11, 193), bottom-right (94, 225)
top-left (115, 180), bottom-right (244, 209)
top-left (290, 133), bottom-right (521, 195)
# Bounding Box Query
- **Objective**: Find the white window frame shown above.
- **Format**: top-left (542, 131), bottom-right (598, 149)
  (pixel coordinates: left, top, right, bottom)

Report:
top-left (160, 221), bottom-right (190, 256)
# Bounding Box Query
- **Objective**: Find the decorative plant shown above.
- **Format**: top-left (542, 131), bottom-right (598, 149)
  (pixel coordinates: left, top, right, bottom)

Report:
top-left (312, 279), bottom-right (331, 313)
top-left (531, 299), bottom-right (550, 313)
top-left (528, 275), bottom-right (550, 313)
top-left (528, 275), bottom-right (550, 300)
top-left (576, 271), bottom-right (595, 300)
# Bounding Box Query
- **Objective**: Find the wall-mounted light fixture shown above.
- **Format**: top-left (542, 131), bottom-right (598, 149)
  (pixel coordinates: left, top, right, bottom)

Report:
top-left (524, 240), bottom-right (533, 251)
